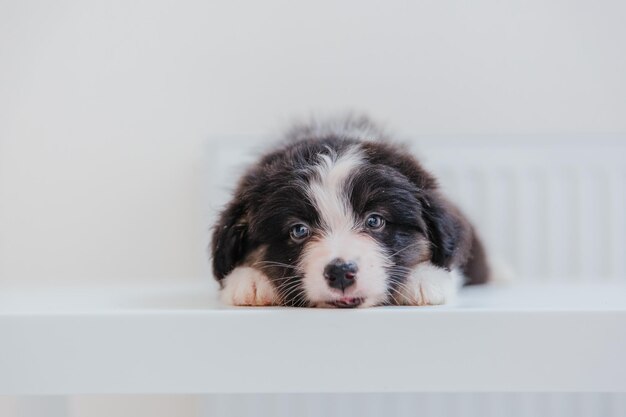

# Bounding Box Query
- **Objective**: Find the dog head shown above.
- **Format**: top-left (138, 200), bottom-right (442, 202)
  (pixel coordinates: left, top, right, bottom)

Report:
top-left (211, 125), bottom-right (469, 307)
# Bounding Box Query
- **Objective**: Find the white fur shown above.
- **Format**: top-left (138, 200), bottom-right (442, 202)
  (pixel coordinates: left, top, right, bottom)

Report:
top-left (220, 266), bottom-right (278, 306)
top-left (307, 147), bottom-right (362, 232)
top-left (301, 231), bottom-right (391, 307)
top-left (301, 147), bottom-right (391, 307)
top-left (395, 262), bottom-right (462, 306)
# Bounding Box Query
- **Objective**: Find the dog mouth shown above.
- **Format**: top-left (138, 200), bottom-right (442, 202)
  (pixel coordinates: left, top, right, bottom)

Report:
top-left (326, 296), bottom-right (365, 308)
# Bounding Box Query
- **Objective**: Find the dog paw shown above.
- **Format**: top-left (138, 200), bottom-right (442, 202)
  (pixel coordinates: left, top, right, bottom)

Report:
top-left (396, 263), bottom-right (460, 306)
top-left (220, 266), bottom-right (278, 306)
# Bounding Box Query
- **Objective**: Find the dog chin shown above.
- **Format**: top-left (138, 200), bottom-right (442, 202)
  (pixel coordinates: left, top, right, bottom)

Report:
top-left (310, 291), bottom-right (387, 309)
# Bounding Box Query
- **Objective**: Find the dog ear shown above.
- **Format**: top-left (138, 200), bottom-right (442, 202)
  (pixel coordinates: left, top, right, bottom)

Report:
top-left (420, 191), bottom-right (470, 270)
top-left (211, 198), bottom-right (249, 281)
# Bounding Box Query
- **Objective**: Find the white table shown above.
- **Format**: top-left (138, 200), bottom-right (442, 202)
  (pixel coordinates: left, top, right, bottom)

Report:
top-left (1, 283), bottom-right (625, 397)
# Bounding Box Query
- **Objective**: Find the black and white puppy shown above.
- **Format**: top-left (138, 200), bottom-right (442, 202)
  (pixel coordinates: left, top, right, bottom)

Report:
top-left (211, 117), bottom-right (489, 308)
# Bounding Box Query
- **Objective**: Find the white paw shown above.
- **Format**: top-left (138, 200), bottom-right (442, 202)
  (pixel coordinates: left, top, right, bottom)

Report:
top-left (220, 266), bottom-right (278, 306)
top-left (398, 262), bottom-right (461, 306)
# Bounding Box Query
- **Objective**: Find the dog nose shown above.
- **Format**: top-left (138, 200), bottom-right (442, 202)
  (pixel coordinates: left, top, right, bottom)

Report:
top-left (324, 258), bottom-right (358, 290)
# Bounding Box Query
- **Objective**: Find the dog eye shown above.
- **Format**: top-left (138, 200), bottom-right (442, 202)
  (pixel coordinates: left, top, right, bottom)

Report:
top-left (290, 224), bottom-right (310, 241)
top-left (365, 214), bottom-right (385, 230)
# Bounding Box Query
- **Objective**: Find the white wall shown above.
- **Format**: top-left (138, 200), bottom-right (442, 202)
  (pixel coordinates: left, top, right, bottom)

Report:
top-left (1, 0), bottom-right (626, 285)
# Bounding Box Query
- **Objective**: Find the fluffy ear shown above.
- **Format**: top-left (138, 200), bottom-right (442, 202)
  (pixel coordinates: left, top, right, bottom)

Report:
top-left (211, 198), bottom-right (249, 281)
top-left (420, 191), bottom-right (471, 270)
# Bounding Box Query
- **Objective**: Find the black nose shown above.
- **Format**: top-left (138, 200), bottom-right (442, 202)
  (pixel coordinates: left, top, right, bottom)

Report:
top-left (324, 258), bottom-right (358, 290)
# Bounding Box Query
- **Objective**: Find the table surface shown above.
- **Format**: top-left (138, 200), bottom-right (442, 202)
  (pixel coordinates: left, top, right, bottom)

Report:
top-left (1, 282), bottom-right (625, 394)
top-left (2, 281), bottom-right (626, 313)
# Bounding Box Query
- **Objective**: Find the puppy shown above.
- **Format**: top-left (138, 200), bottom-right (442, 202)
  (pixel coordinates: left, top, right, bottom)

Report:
top-left (211, 117), bottom-right (489, 308)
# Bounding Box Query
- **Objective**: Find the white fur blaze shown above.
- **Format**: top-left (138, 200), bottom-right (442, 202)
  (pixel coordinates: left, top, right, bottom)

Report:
top-left (301, 147), bottom-right (391, 307)
top-left (306, 147), bottom-right (363, 231)
top-left (220, 266), bottom-right (278, 306)
top-left (396, 262), bottom-right (461, 306)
